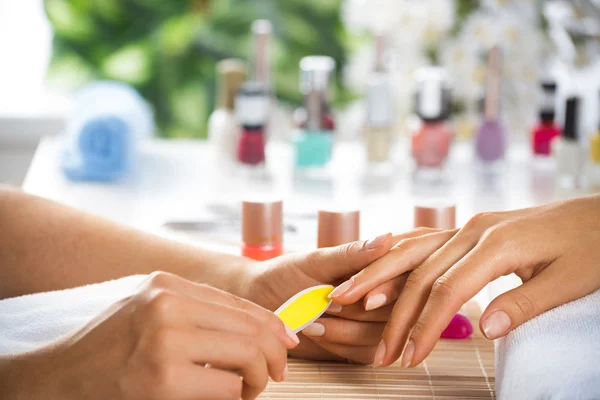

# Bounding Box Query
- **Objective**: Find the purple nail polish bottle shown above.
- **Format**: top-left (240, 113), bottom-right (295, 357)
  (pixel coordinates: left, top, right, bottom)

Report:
top-left (441, 313), bottom-right (473, 339)
top-left (475, 46), bottom-right (505, 163)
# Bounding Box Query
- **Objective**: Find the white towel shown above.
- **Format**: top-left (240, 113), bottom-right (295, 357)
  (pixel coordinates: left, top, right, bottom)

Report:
top-left (495, 289), bottom-right (600, 400)
top-left (0, 275), bottom-right (147, 355)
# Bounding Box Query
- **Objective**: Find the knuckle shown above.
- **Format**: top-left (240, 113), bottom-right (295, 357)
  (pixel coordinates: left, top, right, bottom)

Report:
top-left (243, 311), bottom-right (261, 335)
top-left (511, 291), bottom-right (537, 320)
top-left (431, 276), bottom-right (459, 302)
top-left (146, 271), bottom-right (173, 288)
top-left (241, 337), bottom-right (262, 361)
top-left (405, 268), bottom-right (430, 290)
top-left (146, 291), bottom-right (178, 321)
top-left (466, 212), bottom-right (497, 231)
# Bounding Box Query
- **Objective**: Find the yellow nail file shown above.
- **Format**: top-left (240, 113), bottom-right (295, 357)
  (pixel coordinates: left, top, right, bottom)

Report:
top-left (274, 285), bottom-right (334, 333)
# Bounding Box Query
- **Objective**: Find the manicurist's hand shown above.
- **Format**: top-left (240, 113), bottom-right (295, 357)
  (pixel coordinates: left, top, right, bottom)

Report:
top-left (3, 272), bottom-right (297, 400)
top-left (330, 195), bottom-right (600, 368)
top-left (243, 228), bottom-right (441, 364)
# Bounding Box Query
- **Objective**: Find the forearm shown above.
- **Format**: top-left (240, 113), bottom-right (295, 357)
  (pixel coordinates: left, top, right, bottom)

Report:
top-left (0, 186), bottom-right (253, 299)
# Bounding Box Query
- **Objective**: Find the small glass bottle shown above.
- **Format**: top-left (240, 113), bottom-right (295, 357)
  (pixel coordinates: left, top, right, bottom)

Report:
top-left (365, 34), bottom-right (394, 169)
top-left (410, 67), bottom-right (453, 174)
top-left (475, 46), bottom-right (506, 165)
top-left (532, 80), bottom-right (561, 157)
top-left (553, 97), bottom-right (584, 188)
top-left (241, 200), bottom-right (283, 261)
top-left (235, 82), bottom-right (269, 167)
top-left (293, 56), bottom-right (336, 173)
top-left (208, 59), bottom-right (246, 165)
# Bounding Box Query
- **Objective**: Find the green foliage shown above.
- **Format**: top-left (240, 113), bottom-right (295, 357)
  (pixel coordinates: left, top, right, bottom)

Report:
top-left (45, 0), bottom-right (350, 138)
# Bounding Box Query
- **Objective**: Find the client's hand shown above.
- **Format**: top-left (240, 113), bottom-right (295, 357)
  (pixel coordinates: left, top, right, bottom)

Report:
top-left (244, 229), bottom-right (439, 364)
top-left (330, 195), bottom-right (600, 368)
top-left (8, 272), bottom-right (297, 400)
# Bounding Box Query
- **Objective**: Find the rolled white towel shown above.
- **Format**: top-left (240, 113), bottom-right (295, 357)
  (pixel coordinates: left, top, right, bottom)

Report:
top-left (0, 275), bottom-right (147, 355)
top-left (495, 289), bottom-right (600, 400)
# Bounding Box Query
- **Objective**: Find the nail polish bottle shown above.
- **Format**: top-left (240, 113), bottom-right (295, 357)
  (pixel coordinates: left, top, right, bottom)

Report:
top-left (241, 199), bottom-right (283, 261)
top-left (553, 96), bottom-right (584, 188)
top-left (317, 209), bottom-right (360, 248)
top-left (293, 56), bottom-right (336, 173)
top-left (208, 59), bottom-right (246, 166)
top-left (586, 129), bottom-right (600, 190)
top-left (413, 201), bottom-right (473, 339)
top-left (410, 67), bottom-right (453, 173)
top-left (235, 82), bottom-right (269, 167)
top-left (250, 20), bottom-right (276, 142)
top-left (532, 80), bottom-right (561, 157)
top-left (475, 46), bottom-right (506, 165)
top-left (365, 34), bottom-right (394, 169)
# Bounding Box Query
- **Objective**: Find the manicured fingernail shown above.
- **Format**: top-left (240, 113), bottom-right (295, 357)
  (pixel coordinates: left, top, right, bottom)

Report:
top-left (365, 233), bottom-right (390, 250)
top-left (328, 303), bottom-right (343, 313)
top-left (481, 310), bottom-right (512, 339)
top-left (302, 322), bottom-right (325, 337)
top-left (328, 278), bottom-right (353, 298)
top-left (285, 325), bottom-right (300, 345)
top-left (373, 339), bottom-right (386, 367)
top-left (401, 340), bottom-right (414, 368)
top-left (281, 364), bottom-right (289, 381)
top-left (365, 293), bottom-right (387, 311)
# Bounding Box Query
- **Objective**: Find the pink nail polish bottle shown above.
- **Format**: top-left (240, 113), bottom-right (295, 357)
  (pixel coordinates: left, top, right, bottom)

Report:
top-left (317, 209), bottom-right (360, 248)
top-left (410, 67), bottom-right (453, 176)
top-left (532, 80), bottom-right (561, 158)
top-left (241, 199), bottom-right (283, 261)
top-left (414, 201), bottom-right (473, 339)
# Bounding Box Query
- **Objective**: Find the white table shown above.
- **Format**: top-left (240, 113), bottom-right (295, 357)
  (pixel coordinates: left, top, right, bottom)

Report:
top-left (23, 135), bottom-right (590, 304)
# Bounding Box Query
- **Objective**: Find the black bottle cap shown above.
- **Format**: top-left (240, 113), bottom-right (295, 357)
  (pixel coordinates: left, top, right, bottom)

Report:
top-left (541, 80), bottom-right (557, 93)
top-left (563, 96), bottom-right (579, 141)
top-left (539, 110), bottom-right (556, 123)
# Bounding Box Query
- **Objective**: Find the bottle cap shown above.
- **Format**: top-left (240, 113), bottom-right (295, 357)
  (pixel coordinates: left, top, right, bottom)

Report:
top-left (299, 56), bottom-right (336, 94)
top-left (242, 199), bottom-right (283, 246)
top-left (216, 59), bottom-right (247, 110)
top-left (317, 209), bottom-right (360, 248)
top-left (235, 81), bottom-right (269, 128)
top-left (538, 79), bottom-right (557, 122)
top-left (563, 96), bottom-right (579, 141)
top-left (414, 67), bottom-right (451, 122)
top-left (414, 200), bottom-right (456, 230)
top-left (483, 46), bottom-right (502, 120)
top-left (590, 134), bottom-right (600, 164)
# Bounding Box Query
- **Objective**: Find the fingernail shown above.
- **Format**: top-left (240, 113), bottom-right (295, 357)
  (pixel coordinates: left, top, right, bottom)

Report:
top-left (302, 322), bottom-right (325, 337)
top-left (373, 339), bottom-right (386, 367)
top-left (328, 278), bottom-right (353, 298)
top-left (481, 310), bottom-right (512, 340)
top-left (281, 364), bottom-right (289, 381)
top-left (364, 233), bottom-right (390, 250)
top-left (365, 293), bottom-right (387, 311)
top-left (285, 325), bottom-right (300, 345)
top-left (401, 340), bottom-right (414, 368)
top-left (328, 303), bottom-right (343, 313)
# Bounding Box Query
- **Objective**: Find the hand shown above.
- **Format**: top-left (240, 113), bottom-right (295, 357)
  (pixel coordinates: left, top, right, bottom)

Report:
top-left (331, 195), bottom-right (600, 368)
top-left (6, 272), bottom-right (298, 400)
top-left (244, 229), bottom-right (440, 364)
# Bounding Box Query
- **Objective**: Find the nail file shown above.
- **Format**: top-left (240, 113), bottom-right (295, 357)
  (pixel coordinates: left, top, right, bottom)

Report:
top-left (274, 285), bottom-right (334, 333)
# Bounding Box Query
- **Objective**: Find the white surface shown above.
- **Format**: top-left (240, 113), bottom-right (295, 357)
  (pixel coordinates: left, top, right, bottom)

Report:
top-left (23, 136), bottom-right (593, 305)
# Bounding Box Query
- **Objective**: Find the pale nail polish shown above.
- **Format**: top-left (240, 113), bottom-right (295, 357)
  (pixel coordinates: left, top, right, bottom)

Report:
top-left (285, 325), bottom-right (300, 344)
top-left (328, 303), bottom-right (343, 313)
top-left (302, 322), bottom-right (325, 337)
top-left (481, 310), bottom-right (511, 339)
top-left (365, 293), bottom-right (387, 311)
top-left (373, 339), bottom-right (386, 367)
top-left (328, 278), bottom-right (353, 298)
top-left (365, 233), bottom-right (390, 249)
top-left (401, 340), bottom-right (414, 368)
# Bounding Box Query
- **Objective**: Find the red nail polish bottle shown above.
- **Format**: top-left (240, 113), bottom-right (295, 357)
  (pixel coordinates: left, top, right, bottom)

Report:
top-left (242, 200), bottom-right (283, 261)
top-left (532, 80), bottom-right (561, 157)
top-left (317, 209), bottom-right (360, 248)
top-left (235, 82), bottom-right (269, 166)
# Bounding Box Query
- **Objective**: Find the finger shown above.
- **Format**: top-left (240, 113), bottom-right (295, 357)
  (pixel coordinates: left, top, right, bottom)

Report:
top-left (331, 230), bottom-right (457, 304)
top-left (326, 301), bottom-right (395, 322)
top-left (390, 227), bottom-right (442, 245)
top-left (141, 272), bottom-right (299, 348)
top-left (480, 252), bottom-right (600, 340)
top-left (312, 341), bottom-right (377, 365)
top-left (302, 318), bottom-right (385, 346)
top-left (363, 274), bottom-right (408, 311)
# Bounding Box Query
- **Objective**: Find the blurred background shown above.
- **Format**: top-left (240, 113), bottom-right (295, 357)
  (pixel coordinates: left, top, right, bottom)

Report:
top-left (1, 0), bottom-right (599, 185)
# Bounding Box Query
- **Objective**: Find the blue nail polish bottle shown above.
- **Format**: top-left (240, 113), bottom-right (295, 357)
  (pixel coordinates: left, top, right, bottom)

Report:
top-left (293, 56), bottom-right (336, 171)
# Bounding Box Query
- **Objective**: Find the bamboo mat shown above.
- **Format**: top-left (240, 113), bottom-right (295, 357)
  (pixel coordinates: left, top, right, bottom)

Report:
top-left (260, 302), bottom-right (495, 400)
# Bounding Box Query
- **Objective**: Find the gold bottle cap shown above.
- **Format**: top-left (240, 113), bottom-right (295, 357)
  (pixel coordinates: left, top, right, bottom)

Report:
top-left (414, 200), bottom-right (456, 230)
top-left (590, 134), bottom-right (600, 164)
top-left (242, 199), bottom-right (283, 246)
top-left (317, 209), bottom-right (360, 248)
top-left (217, 59), bottom-right (247, 110)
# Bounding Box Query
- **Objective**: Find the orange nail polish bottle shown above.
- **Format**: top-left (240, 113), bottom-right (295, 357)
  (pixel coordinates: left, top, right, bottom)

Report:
top-left (241, 200), bottom-right (283, 261)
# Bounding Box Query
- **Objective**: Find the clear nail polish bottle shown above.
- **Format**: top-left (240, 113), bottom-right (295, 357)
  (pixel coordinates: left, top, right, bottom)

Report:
top-left (553, 96), bottom-right (585, 188)
top-left (365, 34), bottom-right (394, 171)
top-left (292, 56), bottom-right (336, 177)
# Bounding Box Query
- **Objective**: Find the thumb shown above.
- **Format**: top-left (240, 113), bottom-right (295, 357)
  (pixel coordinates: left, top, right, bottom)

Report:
top-left (299, 233), bottom-right (394, 283)
top-left (479, 258), bottom-right (596, 340)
